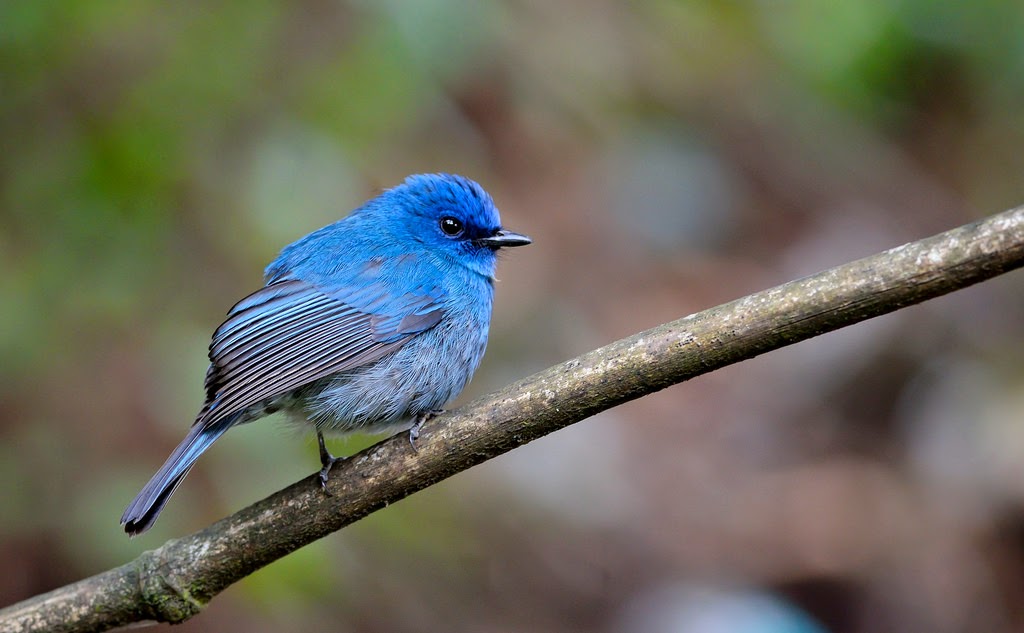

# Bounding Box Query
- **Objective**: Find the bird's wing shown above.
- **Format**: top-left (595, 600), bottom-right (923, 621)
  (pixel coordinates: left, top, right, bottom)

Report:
top-left (199, 272), bottom-right (445, 426)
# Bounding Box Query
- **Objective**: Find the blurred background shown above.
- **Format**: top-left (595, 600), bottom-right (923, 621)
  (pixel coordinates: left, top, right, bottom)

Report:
top-left (3, 1), bottom-right (1024, 631)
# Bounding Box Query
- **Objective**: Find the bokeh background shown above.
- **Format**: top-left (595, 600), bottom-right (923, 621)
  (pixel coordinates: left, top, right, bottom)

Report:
top-left (3, 2), bottom-right (1024, 632)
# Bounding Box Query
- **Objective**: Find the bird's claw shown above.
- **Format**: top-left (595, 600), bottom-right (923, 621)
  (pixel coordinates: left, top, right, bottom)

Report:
top-left (407, 409), bottom-right (443, 453)
top-left (317, 430), bottom-right (344, 493)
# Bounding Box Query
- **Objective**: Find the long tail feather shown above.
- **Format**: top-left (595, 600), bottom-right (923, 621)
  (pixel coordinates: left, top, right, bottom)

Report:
top-left (120, 412), bottom-right (240, 536)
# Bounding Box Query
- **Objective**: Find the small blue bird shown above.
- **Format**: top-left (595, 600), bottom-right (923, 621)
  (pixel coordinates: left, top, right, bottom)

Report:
top-left (121, 173), bottom-right (530, 536)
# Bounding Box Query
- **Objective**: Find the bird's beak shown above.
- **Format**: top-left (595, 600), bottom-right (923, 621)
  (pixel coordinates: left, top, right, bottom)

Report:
top-left (477, 229), bottom-right (532, 249)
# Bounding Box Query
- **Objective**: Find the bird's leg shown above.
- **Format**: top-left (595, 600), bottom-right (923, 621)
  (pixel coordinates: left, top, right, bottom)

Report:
top-left (317, 429), bottom-right (344, 491)
top-left (408, 409), bottom-right (444, 452)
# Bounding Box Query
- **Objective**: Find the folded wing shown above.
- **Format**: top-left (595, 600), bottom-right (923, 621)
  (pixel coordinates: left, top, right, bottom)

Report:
top-left (202, 274), bottom-right (445, 426)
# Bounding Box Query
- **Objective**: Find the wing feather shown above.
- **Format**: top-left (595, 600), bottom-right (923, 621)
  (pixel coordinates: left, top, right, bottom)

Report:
top-left (214, 301), bottom-right (351, 368)
top-left (200, 276), bottom-right (445, 426)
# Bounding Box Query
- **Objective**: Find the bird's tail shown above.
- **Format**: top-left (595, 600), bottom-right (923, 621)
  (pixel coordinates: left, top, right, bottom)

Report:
top-left (120, 412), bottom-right (240, 537)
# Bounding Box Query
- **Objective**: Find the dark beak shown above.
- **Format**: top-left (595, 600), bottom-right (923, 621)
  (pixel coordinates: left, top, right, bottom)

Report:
top-left (477, 229), bottom-right (532, 249)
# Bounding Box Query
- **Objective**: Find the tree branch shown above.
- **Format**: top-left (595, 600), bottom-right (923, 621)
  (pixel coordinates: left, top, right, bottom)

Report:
top-left (3, 206), bottom-right (1024, 633)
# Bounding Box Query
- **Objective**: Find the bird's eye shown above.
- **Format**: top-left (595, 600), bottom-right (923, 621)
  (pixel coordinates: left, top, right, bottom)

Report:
top-left (439, 216), bottom-right (464, 237)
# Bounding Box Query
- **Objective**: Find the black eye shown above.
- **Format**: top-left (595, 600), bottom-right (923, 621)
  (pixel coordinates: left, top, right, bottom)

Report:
top-left (439, 216), bottom-right (464, 237)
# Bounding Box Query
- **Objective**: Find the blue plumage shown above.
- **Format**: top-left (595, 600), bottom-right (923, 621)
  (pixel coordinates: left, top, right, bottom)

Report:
top-left (121, 173), bottom-right (530, 536)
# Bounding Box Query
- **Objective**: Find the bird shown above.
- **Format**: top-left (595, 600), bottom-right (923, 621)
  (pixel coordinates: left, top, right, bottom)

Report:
top-left (121, 173), bottom-right (531, 536)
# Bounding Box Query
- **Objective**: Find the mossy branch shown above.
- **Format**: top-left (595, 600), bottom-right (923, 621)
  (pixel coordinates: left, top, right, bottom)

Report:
top-left (2, 206), bottom-right (1024, 633)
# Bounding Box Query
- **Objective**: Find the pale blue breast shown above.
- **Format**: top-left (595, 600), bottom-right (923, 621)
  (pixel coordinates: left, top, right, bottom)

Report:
top-left (298, 269), bottom-right (494, 434)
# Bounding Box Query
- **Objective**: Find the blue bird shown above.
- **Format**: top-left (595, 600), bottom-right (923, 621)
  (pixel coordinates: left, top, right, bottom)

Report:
top-left (121, 173), bottom-right (531, 536)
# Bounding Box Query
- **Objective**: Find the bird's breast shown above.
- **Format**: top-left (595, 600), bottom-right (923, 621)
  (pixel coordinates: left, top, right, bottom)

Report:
top-left (299, 291), bottom-right (492, 434)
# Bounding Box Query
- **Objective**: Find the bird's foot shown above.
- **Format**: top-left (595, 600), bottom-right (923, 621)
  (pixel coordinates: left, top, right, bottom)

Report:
top-left (408, 409), bottom-right (444, 453)
top-left (317, 430), bottom-right (344, 492)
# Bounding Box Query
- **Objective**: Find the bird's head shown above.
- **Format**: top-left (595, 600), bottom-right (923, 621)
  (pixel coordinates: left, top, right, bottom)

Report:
top-left (385, 173), bottom-right (531, 278)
